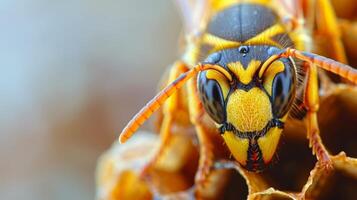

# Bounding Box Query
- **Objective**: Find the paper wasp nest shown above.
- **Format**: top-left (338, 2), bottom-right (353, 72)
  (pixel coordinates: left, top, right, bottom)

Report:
top-left (96, 84), bottom-right (357, 200)
top-left (96, 3), bottom-right (357, 199)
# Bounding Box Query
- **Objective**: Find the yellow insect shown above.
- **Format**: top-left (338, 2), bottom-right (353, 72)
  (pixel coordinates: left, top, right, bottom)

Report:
top-left (118, 0), bottom-right (357, 185)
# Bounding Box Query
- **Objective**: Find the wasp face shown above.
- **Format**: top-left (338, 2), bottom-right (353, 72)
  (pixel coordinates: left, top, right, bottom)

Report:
top-left (198, 45), bottom-right (296, 171)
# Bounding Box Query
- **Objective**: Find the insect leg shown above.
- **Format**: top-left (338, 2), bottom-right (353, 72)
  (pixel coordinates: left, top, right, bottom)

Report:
top-left (187, 77), bottom-right (214, 185)
top-left (312, 0), bottom-right (347, 63)
top-left (303, 61), bottom-right (332, 169)
top-left (140, 61), bottom-right (189, 176)
top-left (340, 20), bottom-right (357, 66)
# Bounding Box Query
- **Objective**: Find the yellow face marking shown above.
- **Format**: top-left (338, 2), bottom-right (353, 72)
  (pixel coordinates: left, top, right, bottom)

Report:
top-left (244, 23), bottom-right (286, 48)
top-left (206, 70), bottom-right (230, 98)
top-left (201, 23), bottom-right (286, 54)
top-left (262, 60), bottom-right (285, 96)
top-left (257, 127), bottom-right (283, 164)
top-left (227, 60), bottom-right (261, 85)
top-left (221, 131), bottom-right (249, 165)
top-left (226, 88), bottom-right (272, 132)
top-left (203, 33), bottom-right (241, 53)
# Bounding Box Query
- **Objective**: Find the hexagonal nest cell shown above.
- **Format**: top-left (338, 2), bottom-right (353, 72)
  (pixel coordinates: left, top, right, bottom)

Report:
top-left (95, 85), bottom-right (357, 200)
top-left (96, 3), bottom-right (357, 199)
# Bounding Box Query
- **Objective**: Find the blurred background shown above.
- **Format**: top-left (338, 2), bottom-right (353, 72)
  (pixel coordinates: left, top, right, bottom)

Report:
top-left (0, 0), bottom-right (181, 199)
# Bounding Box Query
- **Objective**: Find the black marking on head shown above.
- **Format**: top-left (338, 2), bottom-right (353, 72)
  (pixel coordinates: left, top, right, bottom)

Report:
top-left (246, 138), bottom-right (265, 171)
top-left (213, 45), bottom-right (280, 69)
top-left (234, 76), bottom-right (263, 92)
top-left (219, 118), bottom-right (284, 138)
top-left (236, 80), bottom-right (259, 91)
top-left (220, 119), bottom-right (284, 171)
top-left (208, 4), bottom-right (277, 42)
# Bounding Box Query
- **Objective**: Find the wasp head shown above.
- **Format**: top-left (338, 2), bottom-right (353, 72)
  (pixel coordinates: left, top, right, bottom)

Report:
top-left (198, 45), bottom-right (296, 171)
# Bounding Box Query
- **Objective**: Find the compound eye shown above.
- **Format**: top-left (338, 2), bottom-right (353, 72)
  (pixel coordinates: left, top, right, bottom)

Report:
top-left (198, 70), bottom-right (230, 124)
top-left (269, 59), bottom-right (296, 118)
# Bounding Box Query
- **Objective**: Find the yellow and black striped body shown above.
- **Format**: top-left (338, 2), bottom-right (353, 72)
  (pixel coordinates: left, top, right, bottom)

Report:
top-left (193, 2), bottom-right (298, 171)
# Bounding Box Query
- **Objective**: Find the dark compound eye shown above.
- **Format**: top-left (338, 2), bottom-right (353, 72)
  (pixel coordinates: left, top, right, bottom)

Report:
top-left (198, 70), bottom-right (228, 124)
top-left (271, 58), bottom-right (296, 118)
top-left (238, 46), bottom-right (249, 54)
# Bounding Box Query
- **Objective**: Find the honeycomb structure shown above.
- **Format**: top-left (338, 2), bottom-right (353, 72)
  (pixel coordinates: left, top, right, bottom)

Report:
top-left (96, 85), bottom-right (357, 200)
top-left (96, 1), bottom-right (357, 198)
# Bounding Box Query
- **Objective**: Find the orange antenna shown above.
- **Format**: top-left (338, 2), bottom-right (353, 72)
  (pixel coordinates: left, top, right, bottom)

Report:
top-left (259, 48), bottom-right (357, 84)
top-left (119, 63), bottom-right (230, 143)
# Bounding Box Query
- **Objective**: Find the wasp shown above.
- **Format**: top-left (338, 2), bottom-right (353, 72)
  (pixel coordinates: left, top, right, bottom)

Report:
top-left (118, 0), bottom-right (357, 185)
